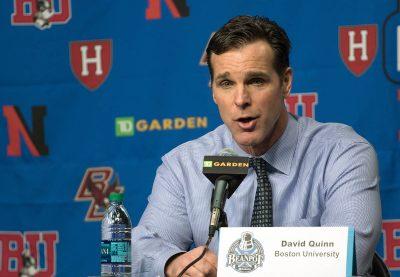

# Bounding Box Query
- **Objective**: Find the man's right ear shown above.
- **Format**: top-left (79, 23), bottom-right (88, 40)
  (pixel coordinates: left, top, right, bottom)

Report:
top-left (211, 87), bottom-right (218, 105)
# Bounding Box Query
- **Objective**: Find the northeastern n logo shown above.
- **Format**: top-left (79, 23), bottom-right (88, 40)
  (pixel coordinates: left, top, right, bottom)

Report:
top-left (11, 0), bottom-right (71, 30)
top-left (75, 167), bottom-right (124, 221)
top-left (339, 24), bottom-right (378, 76)
top-left (226, 232), bottom-right (264, 273)
top-left (70, 40), bottom-right (112, 91)
top-left (3, 105), bottom-right (49, 157)
top-left (146, 0), bottom-right (189, 20)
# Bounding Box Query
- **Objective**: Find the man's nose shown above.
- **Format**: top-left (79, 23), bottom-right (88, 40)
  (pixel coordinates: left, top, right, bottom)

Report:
top-left (234, 85), bottom-right (251, 109)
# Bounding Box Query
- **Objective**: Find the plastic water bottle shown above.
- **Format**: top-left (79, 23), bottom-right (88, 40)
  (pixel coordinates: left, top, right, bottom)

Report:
top-left (101, 192), bottom-right (132, 276)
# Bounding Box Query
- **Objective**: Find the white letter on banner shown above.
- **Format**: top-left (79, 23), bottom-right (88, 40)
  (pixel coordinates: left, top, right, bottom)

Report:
top-left (397, 25), bottom-right (400, 72)
top-left (80, 45), bottom-right (103, 76)
top-left (348, 30), bottom-right (368, 61)
top-left (117, 120), bottom-right (133, 133)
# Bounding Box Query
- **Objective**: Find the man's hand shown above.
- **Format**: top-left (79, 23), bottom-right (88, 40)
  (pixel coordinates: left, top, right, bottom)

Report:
top-left (165, 246), bottom-right (218, 276)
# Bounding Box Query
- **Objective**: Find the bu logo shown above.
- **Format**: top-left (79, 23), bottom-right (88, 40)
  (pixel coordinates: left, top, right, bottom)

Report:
top-left (75, 167), bottom-right (124, 221)
top-left (70, 40), bottom-right (112, 91)
top-left (285, 93), bottom-right (318, 118)
top-left (11, 0), bottom-right (71, 29)
top-left (339, 24), bottom-right (378, 76)
top-left (0, 231), bottom-right (59, 276)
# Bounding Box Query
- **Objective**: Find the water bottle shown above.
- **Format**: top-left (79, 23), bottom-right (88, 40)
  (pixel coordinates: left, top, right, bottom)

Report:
top-left (101, 192), bottom-right (132, 276)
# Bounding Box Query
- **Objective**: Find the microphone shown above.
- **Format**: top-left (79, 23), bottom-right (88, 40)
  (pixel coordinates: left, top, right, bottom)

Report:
top-left (203, 149), bottom-right (249, 237)
top-left (177, 150), bottom-right (250, 277)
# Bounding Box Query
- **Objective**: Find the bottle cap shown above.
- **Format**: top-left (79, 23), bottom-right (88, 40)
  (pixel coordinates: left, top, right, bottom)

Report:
top-left (109, 192), bottom-right (123, 202)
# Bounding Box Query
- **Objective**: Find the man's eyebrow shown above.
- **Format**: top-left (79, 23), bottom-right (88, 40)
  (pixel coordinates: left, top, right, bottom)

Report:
top-left (215, 72), bottom-right (230, 81)
top-left (245, 71), bottom-right (271, 79)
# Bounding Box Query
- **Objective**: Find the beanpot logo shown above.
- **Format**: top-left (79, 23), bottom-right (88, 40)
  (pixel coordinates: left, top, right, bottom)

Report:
top-left (226, 232), bottom-right (265, 273)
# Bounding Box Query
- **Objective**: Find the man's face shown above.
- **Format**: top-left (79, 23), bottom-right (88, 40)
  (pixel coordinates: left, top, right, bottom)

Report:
top-left (210, 40), bottom-right (292, 155)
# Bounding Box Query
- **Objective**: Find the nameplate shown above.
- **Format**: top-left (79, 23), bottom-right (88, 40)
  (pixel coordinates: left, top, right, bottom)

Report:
top-left (217, 227), bottom-right (354, 277)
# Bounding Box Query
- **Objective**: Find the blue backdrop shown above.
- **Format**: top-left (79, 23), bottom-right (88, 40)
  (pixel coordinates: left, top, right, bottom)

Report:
top-left (0, 0), bottom-right (399, 276)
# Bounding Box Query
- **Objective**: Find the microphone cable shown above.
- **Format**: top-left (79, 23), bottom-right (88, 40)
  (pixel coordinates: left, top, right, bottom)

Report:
top-left (176, 236), bottom-right (213, 277)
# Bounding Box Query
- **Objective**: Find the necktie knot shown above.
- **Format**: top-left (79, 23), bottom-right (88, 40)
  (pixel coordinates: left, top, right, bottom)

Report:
top-left (249, 157), bottom-right (268, 177)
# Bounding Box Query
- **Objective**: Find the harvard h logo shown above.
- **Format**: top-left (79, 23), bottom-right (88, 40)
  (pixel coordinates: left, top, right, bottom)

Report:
top-left (70, 40), bottom-right (112, 91)
top-left (146, 0), bottom-right (189, 20)
top-left (339, 24), bottom-right (378, 76)
top-left (11, 0), bottom-right (71, 29)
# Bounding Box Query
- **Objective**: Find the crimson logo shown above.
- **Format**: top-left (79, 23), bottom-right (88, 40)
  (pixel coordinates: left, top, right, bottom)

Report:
top-left (69, 40), bottom-right (113, 91)
top-left (339, 24), bottom-right (378, 76)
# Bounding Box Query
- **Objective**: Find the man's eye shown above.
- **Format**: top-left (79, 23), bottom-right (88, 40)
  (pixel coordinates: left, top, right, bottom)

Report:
top-left (219, 80), bottom-right (233, 87)
top-left (249, 78), bottom-right (266, 85)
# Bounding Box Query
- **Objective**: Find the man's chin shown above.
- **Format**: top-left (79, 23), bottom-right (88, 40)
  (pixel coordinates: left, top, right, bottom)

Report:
top-left (233, 134), bottom-right (259, 149)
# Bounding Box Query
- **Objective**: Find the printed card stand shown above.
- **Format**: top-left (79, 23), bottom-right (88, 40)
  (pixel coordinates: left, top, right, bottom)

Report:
top-left (218, 227), bottom-right (355, 277)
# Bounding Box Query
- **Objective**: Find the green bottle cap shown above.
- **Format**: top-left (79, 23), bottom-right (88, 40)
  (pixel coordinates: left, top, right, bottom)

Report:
top-left (109, 192), bottom-right (123, 202)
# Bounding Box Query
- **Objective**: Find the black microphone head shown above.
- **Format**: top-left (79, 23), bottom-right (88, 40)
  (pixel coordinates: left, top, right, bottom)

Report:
top-left (203, 150), bottom-right (249, 199)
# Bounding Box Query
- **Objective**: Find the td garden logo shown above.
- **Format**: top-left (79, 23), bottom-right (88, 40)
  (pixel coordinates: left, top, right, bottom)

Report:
top-left (115, 116), bottom-right (208, 137)
top-left (227, 232), bottom-right (265, 273)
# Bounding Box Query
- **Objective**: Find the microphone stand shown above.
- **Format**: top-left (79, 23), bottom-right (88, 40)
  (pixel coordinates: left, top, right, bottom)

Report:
top-left (219, 210), bottom-right (228, 229)
top-left (177, 180), bottom-right (230, 277)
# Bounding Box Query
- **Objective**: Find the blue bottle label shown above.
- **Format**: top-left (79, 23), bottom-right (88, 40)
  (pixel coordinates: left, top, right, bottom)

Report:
top-left (101, 240), bottom-right (131, 264)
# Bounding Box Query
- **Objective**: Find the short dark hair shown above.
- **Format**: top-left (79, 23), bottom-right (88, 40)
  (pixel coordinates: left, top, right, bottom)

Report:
top-left (206, 15), bottom-right (291, 80)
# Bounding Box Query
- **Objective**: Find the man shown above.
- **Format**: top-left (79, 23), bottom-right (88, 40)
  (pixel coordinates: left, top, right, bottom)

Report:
top-left (132, 15), bottom-right (382, 276)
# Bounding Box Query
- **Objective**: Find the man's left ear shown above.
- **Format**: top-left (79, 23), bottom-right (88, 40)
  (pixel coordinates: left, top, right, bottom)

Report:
top-left (282, 67), bottom-right (293, 98)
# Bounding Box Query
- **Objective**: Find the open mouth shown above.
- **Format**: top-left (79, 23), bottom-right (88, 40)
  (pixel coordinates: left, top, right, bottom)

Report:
top-left (236, 117), bottom-right (257, 130)
top-left (238, 117), bottom-right (255, 123)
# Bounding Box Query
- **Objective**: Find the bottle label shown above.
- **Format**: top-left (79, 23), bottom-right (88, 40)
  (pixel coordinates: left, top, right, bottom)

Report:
top-left (101, 240), bottom-right (131, 264)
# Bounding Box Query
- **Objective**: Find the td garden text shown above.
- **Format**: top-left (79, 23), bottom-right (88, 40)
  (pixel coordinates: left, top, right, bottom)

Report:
top-left (115, 116), bottom-right (208, 136)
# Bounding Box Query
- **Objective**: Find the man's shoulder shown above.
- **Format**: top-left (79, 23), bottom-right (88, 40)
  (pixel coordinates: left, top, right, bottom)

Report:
top-left (298, 116), bottom-right (370, 147)
top-left (162, 124), bottom-right (231, 162)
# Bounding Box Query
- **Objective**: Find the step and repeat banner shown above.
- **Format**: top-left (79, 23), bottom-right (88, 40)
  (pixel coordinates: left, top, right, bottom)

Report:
top-left (0, 0), bottom-right (399, 276)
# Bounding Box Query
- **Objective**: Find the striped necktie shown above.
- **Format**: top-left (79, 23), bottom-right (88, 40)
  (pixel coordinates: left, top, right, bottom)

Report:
top-left (250, 157), bottom-right (273, 227)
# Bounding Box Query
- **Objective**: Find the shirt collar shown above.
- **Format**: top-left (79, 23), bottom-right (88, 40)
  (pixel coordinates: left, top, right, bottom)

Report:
top-left (229, 114), bottom-right (299, 175)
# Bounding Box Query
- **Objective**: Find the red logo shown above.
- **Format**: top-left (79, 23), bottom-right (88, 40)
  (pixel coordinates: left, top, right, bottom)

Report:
top-left (11, 0), bottom-right (71, 29)
top-left (75, 167), bottom-right (124, 221)
top-left (339, 24), bottom-right (378, 76)
top-left (69, 40), bottom-right (112, 91)
top-left (0, 231), bottom-right (58, 276)
top-left (146, 0), bottom-right (189, 20)
top-left (3, 105), bottom-right (48, 157)
top-left (285, 93), bottom-right (318, 118)
top-left (382, 220), bottom-right (400, 270)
